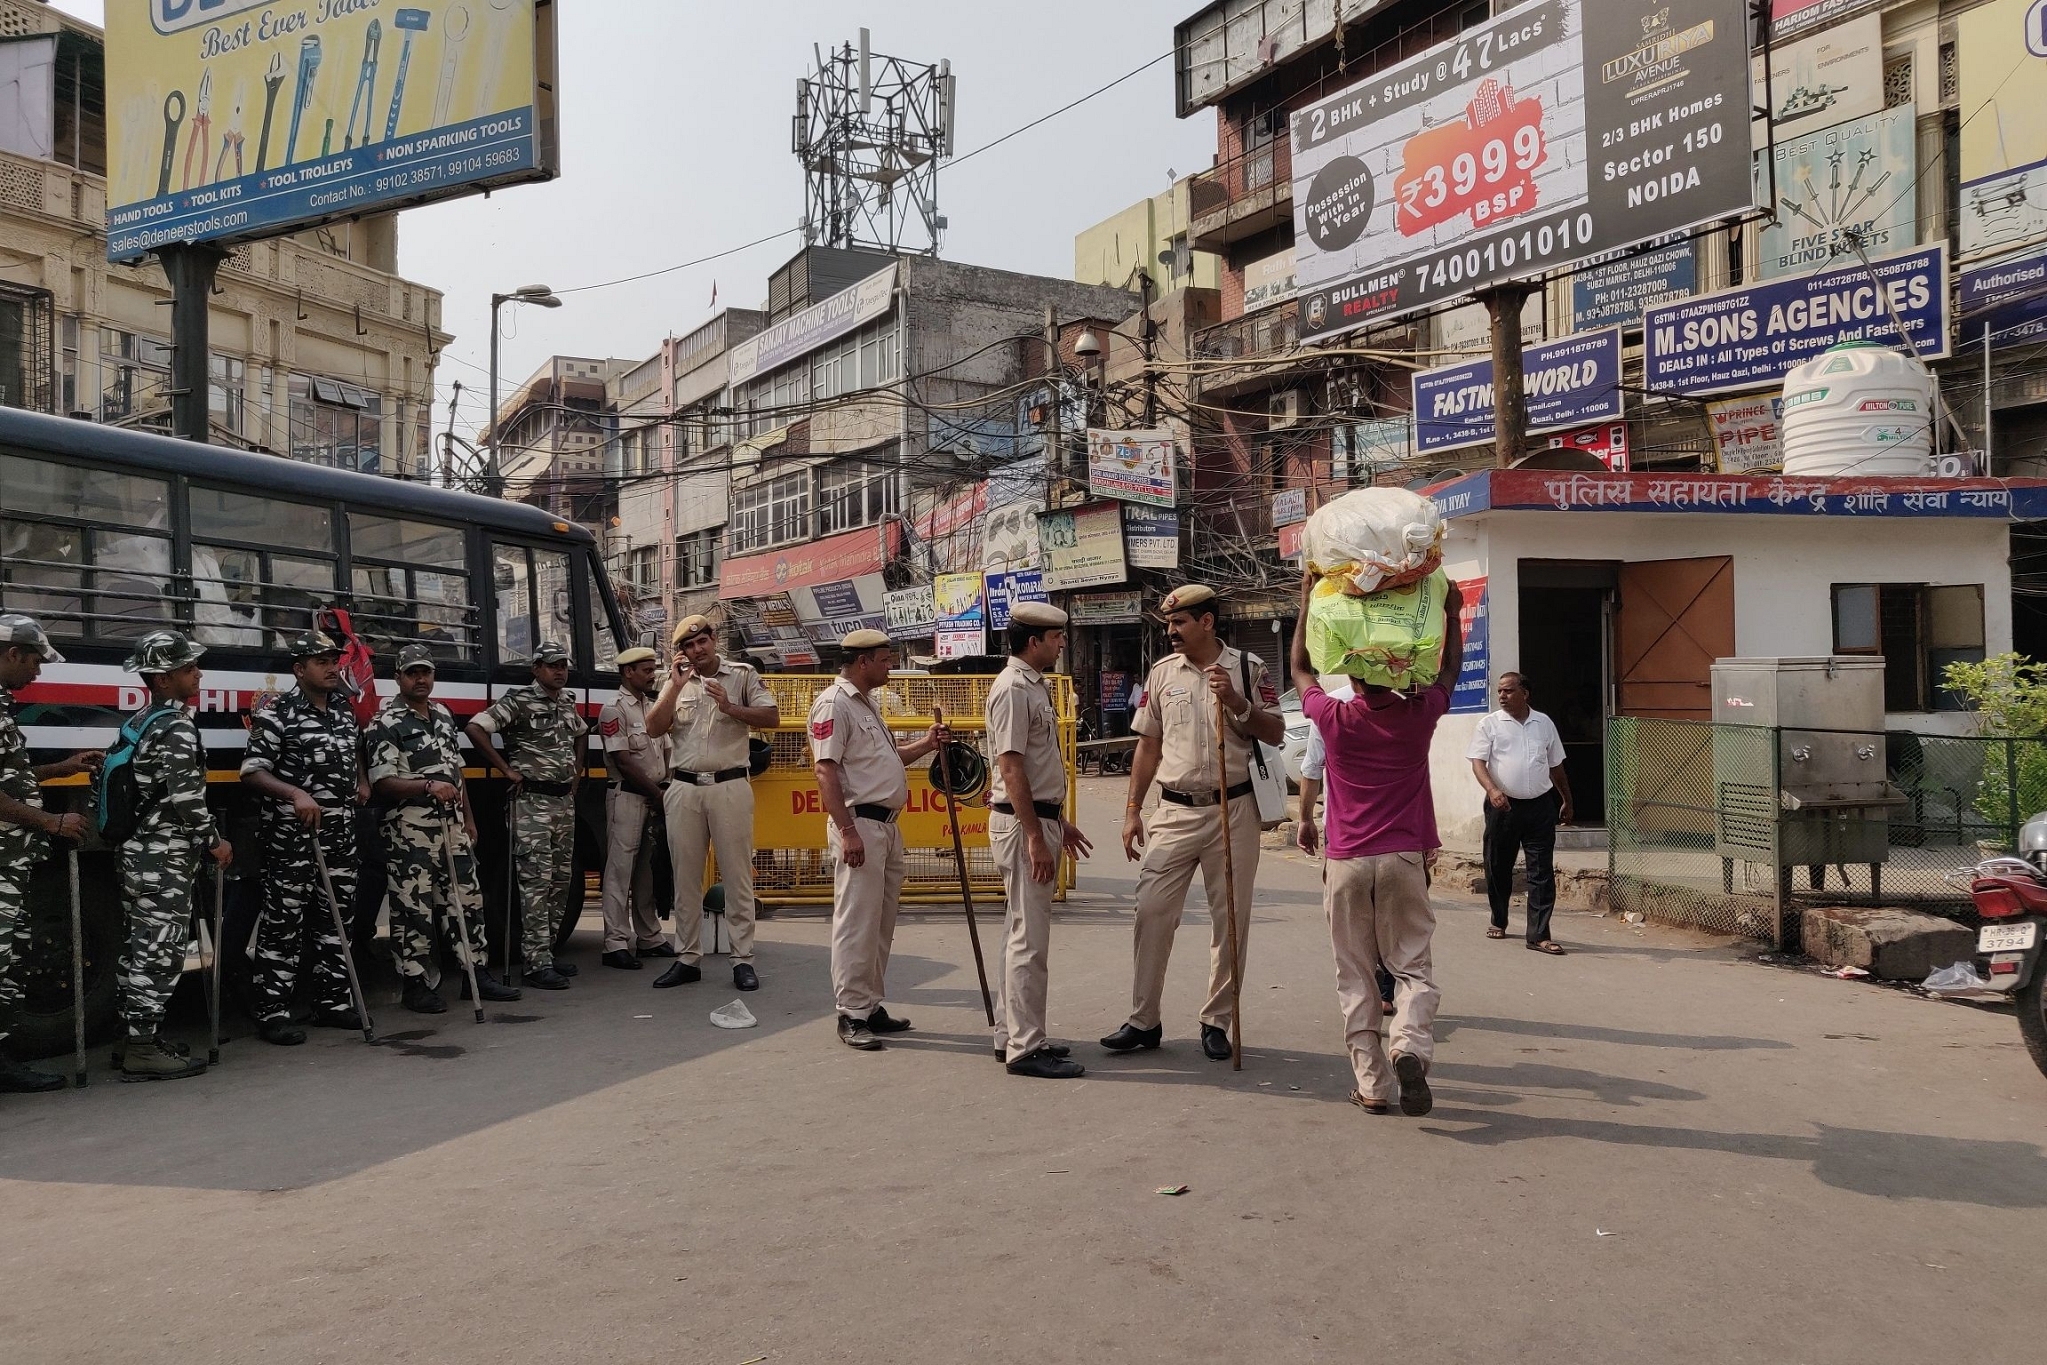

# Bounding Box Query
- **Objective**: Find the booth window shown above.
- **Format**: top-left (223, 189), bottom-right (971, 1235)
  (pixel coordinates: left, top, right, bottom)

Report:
top-left (1831, 582), bottom-right (1986, 712)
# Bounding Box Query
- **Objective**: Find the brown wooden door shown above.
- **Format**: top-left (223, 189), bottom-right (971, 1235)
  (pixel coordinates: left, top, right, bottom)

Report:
top-left (1615, 557), bottom-right (1734, 720)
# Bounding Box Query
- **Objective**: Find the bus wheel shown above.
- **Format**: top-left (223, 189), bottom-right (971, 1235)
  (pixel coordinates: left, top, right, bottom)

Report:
top-left (12, 853), bottom-right (121, 1059)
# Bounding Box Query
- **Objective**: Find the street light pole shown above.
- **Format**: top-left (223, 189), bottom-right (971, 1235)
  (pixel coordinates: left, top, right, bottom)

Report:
top-left (486, 284), bottom-right (564, 497)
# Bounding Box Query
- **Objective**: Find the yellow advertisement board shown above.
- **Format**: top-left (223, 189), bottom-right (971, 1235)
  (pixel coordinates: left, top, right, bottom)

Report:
top-left (1958, 0), bottom-right (2047, 260)
top-left (105, 0), bottom-right (557, 260)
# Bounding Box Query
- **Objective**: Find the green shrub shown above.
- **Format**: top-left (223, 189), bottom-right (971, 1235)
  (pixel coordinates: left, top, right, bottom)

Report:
top-left (1942, 654), bottom-right (2047, 842)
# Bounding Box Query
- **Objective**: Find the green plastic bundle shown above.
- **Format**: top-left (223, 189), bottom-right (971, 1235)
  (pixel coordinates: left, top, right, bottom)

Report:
top-left (1306, 568), bottom-right (1448, 688)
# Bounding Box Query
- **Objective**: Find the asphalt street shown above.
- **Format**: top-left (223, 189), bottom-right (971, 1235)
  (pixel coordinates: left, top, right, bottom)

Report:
top-left (4, 776), bottom-right (2045, 1364)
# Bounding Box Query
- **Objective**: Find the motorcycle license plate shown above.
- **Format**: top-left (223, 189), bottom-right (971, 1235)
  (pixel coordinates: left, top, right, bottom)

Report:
top-left (1978, 922), bottom-right (2039, 953)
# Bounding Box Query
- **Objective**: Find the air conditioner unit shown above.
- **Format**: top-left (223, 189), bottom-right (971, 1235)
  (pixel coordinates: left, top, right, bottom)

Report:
top-left (1269, 390), bottom-right (1305, 428)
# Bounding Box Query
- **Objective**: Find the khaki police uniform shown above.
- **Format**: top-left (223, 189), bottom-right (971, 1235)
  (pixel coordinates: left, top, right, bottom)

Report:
top-left (808, 675), bottom-right (908, 1021)
top-left (661, 656), bottom-right (774, 964)
top-left (598, 683), bottom-right (668, 954)
top-left (986, 654), bottom-right (1070, 1062)
top-left (1125, 644), bottom-right (1275, 1032)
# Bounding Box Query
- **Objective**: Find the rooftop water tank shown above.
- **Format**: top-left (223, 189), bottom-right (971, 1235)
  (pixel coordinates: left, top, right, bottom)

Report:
top-left (1780, 341), bottom-right (1936, 478)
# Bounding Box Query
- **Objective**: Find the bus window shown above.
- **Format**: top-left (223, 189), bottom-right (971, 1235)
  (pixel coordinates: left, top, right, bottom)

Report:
top-left (582, 550), bottom-right (622, 668)
top-left (536, 548), bottom-right (573, 661)
top-left (349, 513), bottom-right (474, 663)
top-left (188, 486), bottom-right (340, 648)
top-left (494, 542), bottom-right (573, 670)
top-left (0, 451), bottom-right (173, 640)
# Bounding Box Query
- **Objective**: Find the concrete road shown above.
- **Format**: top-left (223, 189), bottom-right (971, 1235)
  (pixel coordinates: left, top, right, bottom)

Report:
top-left (4, 777), bottom-right (2045, 1364)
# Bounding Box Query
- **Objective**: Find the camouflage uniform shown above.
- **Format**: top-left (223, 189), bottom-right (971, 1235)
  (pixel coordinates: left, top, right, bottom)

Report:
top-left (119, 696), bottom-right (218, 1042)
top-left (240, 683), bottom-right (360, 1023)
top-left (472, 656), bottom-right (586, 971)
top-left (364, 694), bottom-right (489, 976)
top-left (0, 682), bottom-right (44, 1050)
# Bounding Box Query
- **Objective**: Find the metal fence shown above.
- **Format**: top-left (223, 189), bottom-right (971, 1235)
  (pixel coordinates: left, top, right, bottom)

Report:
top-left (1606, 717), bottom-right (2047, 946)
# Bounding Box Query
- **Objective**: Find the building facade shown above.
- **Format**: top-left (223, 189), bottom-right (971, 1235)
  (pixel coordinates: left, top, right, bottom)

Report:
top-left (491, 355), bottom-right (631, 534)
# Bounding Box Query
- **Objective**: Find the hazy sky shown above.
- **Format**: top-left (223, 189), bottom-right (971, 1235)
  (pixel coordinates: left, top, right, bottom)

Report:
top-left (54, 1), bottom-right (1216, 440)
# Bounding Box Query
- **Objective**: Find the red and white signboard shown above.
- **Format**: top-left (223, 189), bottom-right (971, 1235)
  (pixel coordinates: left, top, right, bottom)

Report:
top-left (1545, 422), bottom-right (1630, 472)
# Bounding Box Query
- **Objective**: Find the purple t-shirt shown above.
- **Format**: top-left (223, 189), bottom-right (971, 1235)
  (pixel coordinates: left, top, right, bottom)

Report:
top-left (1304, 683), bottom-right (1450, 859)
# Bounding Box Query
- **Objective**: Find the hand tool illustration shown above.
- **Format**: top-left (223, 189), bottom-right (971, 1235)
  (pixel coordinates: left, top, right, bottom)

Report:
top-left (180, 69), bottom-right (212, 190)
top-left (157, 89), bottom-right (185, 196)
top-left (255, 50), bottom-right (285, 172)
top-left (478, 0), bottom-right (516, 112)
top-left (343, 19), bottom-right (381, 150)
top-left (384, 8), bottom-right (431, 141)
top-left (286, 34), bottom-right (322, 166)
top-left (432, 4), bottom-right (472, 128)
top-left (212, 78), bottom-right (246, 182)
top-left (321, 118), bottom-right (334, 157)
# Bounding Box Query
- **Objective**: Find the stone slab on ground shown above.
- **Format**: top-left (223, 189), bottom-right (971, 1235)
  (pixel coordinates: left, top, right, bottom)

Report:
top-left (1801, 904), bottom-right (1977, 980)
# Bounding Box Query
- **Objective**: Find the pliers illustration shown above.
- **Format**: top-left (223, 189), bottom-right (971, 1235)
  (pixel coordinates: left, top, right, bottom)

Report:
top-left (181, 69), bottom-right (212, 190)
top-left (213, 78), bottom-right (246, 182)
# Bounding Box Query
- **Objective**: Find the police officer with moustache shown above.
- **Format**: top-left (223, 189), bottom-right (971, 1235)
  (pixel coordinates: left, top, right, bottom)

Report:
top-left (644, 615), bottom-right (779, 992)
top-left (467, 640), bottom-right (588, 989)
top-left (596, 646), bottom-right (673, 971)
top-left (1105, 585), bottom-right (1284, 1062)
top-left (116, 630), bottom-right (232, 1082)
top-left (0, 615), bottom-right (100, 1095)
top-left (367, 644), bottom-right (521, 1012)
top-left (239, 631), bottom-right (370, 1045)
top-left (809, 628), bottom-right (947, 1051)
top-left (986, 602), bottom-right (1091, 1079)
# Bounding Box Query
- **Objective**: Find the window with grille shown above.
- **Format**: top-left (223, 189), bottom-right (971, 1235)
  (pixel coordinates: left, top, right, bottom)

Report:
top-left (351, 513), bottom-right (474, 662)
top-left (678, 528), bottom-right (721, 587)
top-left (729, 471), bottom-right (811, 553)
top-left (1883, 53), bottom-right (1912, 109)
top-left (817, 462), bottom-right (900, 536)
top-left (1940, 41), bottom-right (1957, 105)
top-left (0, 453), bottom-right (173, 641)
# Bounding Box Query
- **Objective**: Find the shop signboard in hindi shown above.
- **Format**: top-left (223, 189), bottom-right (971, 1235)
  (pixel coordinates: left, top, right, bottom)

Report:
top-left (1571, 240), bottom-right (1697, 332)
top-left (1645, 243), bottom-right (1949, 396)
top-left (1039, 503), bottom-right (1129, 589)
top-left (1086, 428), bottom-right (1178, 507)
top-left (1288, 0), bottom-right (1754, 339)
top-left (1959, 0), bottom-right (2047, 259)
top-left (1755, 105), bottom-right (1917, 280)
top-left (1070, 591), bottom-right (1144, 626)
top-left (1750, 13), bottom-right (1883, 150)
top-left (1412, 328), bottom-right (1623, 455)
top-left (984, 571), bottom-right (1049, 631)
top-left (884, 585), bottom-right (936, 635)
top-left (1121, 506), bottom-right (1179, 569)
top-left (1706, 394), bottom-right (1785, 473)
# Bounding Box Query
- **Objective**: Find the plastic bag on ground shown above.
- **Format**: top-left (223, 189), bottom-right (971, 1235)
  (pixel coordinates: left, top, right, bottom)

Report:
top-left (1921, 961), bottom-right (1990, 993)
top-left (1307, 568), bottom-right (1449, 687)
top-left (709, 1000), bottom-right (758, 1029)
top-left (1303, 487), bottom-right (1445, 596)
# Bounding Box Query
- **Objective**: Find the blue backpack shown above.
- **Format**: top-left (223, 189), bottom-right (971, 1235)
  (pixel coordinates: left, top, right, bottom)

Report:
top-left (94, 704), bottom-right (179, 844)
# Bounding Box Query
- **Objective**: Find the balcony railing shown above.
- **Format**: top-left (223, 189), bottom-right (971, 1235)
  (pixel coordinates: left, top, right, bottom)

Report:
top-left (1186, 137), bottom-right (1293, 249)
top-left (1192, 299), bottom-right (1299, 361)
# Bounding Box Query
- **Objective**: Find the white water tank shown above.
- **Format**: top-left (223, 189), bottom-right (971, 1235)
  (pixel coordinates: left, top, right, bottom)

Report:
top-left (1779, 341), bottom-right (1936, 477)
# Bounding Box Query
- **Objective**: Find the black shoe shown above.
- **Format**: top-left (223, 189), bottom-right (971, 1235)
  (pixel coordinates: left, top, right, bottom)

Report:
top-left (258, 1018), bottom-right (308, 1046)
top-left (0, 1060), bottom-right (65, 1093)
top-left (733, 963), bottom-right (760, 992)
top-left (1007, 1046), bottom-right (1086, 1079)
top-left (637, 942), bottom-right (679, 959)
top-left (308, 1009), bottom-right (364, 1030)
top-left (653, 961), bottom-right (701, 988)
top-left (1200, 1024), bottom-right (1233, 1061)
top-left (866, 1004), bottom-right (912, 1034)
top-left (993, 1041), bottom-right (1069, 1060)
top-left (602, 949), bottom-right (643, 970)
top-left (110, 1035), bottom-right (190, 1068)
top-left (1394, 1053), bottom-right (1432, 1116)
top-left (1100, 1023), bottom-right (1163, 1053)
top-left (837, 1014), bottom-right (884, 1051)
top-left (524, 967), bottom-right (572, 990)
top-left (402, 977), bottom-right (448, 1014)
top-left (551, 961), bottom-right (579, 977)
top-left (463, 969), bottom-right (523, 1003)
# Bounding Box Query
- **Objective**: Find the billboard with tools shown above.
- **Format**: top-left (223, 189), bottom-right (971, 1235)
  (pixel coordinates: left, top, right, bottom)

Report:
top-left (1289, 0), bottom-right (1754, 340)
top-left (105, 0), bottom-right (559, 260)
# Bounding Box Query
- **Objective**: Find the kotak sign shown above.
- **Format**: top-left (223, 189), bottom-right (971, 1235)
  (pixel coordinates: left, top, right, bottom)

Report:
top-left (719, 524), bottom-right (896, 600)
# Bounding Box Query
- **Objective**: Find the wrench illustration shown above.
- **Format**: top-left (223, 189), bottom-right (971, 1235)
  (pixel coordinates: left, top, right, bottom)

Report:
top-left (286, 34), bottom-right (322, 166)
top-left (157, 90), bottom-right (185, 196)
top-left (255, 50), bottom-right (286, 172)
top-left (432, 4), bottom-right (472, 128)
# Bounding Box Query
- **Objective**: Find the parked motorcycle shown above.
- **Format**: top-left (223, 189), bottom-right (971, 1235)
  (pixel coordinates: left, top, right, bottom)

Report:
top-left (1964, 812), bottom-right (2047, 1077)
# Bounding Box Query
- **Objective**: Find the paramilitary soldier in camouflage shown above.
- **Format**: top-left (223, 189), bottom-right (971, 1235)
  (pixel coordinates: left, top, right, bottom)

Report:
top-left (239, 631), bottom-right (367, 1045)
top-left (119, 630), bottom-right (232, 1082)
top-left (0, 615), bottom-right (99, 1095)
top-left (367, 644), bottom-right (520, 1014)
top-left (468, 640), bottom-right (588, 990)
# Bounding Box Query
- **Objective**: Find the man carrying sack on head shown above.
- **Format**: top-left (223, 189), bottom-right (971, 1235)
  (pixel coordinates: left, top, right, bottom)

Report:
top-left (645, 615), bottom-right (779, 992)
top-left (1105, 584), bottom-right (1284, 1063)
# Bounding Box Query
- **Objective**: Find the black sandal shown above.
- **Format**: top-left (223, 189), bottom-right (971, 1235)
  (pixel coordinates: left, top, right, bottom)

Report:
top-left (1528, 940), bottom-right (1566, 955)
top-left (1485, 926), bottom-right (1506, 940)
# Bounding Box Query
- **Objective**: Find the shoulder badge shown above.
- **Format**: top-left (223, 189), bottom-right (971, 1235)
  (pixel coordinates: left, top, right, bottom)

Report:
top-left (810, 717), bottom-right (833, 740)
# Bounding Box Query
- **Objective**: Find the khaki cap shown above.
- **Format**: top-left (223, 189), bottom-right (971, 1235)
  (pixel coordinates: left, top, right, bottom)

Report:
top-left (672, 614), bottom-right (715, 646)
top-left (1010, 601), bottom-right (1068, 628)
top-left (840, 628), bottom-right (891, 650)
top-left (615, 647), bottom-right (657, 666)
top-left (1158, 584), bottom-right (1217, 617)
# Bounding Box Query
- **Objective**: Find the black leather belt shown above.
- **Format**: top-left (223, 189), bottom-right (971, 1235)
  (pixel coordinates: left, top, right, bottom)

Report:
top-left (992, 801), bottom-right (1063, 820)
top-left (1160, 780), bottom-right (1253, 808)
top-left (851, 803), bottom-right (900, 824)
top-left (522, 778), bottom-right (574, 797)
top-left (675, 766), bottom-right (748, 786)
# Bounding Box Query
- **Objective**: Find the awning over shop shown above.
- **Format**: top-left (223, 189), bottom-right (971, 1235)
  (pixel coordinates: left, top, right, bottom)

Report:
top-left (1426, 470), bottom-right (2047, 521)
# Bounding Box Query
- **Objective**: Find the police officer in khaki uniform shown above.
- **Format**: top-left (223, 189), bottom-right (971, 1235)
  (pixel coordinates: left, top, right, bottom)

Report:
top-left (596, 646), bottom-right (672, 970)
top-left (809, 628), bottom-right (946, 1051)
top-left (645, 614), bottom-right (779, 991)
top-left (986, 601), bottom-right (1091, 1079)
top-left (1105, 584), bottom-right (1285, 1062)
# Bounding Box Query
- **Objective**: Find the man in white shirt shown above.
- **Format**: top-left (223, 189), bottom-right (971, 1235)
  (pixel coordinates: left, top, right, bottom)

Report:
top-left (1466, 672), bottom-right (1573, 955)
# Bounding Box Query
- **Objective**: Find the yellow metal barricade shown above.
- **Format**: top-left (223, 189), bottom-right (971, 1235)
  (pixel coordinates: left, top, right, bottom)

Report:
top-left (746, 673), bottom-right (1078, 907)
